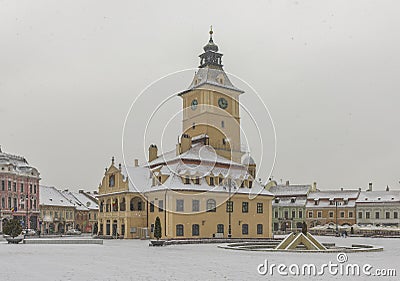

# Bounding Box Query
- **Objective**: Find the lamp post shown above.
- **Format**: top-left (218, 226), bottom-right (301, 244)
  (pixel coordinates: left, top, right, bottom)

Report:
top-left (25, 194), bottom-right (29, 237)
top-left (335, 201), bottom-right (339, 235)
top-left (227, 181), bottom-right (232, 238)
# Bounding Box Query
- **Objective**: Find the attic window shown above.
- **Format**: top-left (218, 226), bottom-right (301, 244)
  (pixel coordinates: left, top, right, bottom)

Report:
top-left (184, 176), bottom-right (190, 184)
top-left (290, 197), bottom-right (296, 203)
top-left (377, 197), bottom-right (381, 200)
top-left (314, 199), bottom-right (319, 205)
top-left (49, 198), bottom-right (53, 201)
top-left (274, 198), bottom-right (280, 203)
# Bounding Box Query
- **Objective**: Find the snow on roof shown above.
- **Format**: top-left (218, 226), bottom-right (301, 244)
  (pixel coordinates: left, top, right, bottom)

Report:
top-left (147, 143), bottom-right (243, 167)
top-left (356, 191), bottom-right (400, 203)
top-left (269, 185), bottom-right (311, 197)
top-left (39, 186), bottom-right (75, 207)
top-left (308, 190), bottom-right (360, 200)
top-left (61, 191), bottom-right (88, 211)
top-left (182, 67), bottom-right (244, 94)
top-left (121, 159), bottom-right (273, 197)
top-left (272, 197), bottom-right (307, 207)
top-left (0, 149), bottom-right (40, 177)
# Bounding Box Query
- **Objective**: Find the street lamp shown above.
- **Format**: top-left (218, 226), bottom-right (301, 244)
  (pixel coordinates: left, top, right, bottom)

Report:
top-left (25, 194), bottom-right (29, 237)
top-left (228, 182), bottom-right (232, 238)
top-left (335, 201), bottom-right (339, 235)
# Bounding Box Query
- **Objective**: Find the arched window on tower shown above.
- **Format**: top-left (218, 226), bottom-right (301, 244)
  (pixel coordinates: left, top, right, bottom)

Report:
top-left (109, 175), bottom-right (115, 187)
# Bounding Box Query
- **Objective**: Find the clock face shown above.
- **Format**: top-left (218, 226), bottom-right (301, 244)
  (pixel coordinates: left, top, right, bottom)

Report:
top-left (191, 99), bottom-right (198, 110)
top-left (218, 97), bottom-right (228, 109)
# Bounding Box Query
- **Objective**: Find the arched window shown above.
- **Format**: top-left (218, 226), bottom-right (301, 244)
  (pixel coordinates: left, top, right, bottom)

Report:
top-left (206, 199), bottom-right (216, 212)
top-left (130, 198), bottom-right (135, 211)
top-left (109, 175), bottom-right (115, 187)
top-left (106, 199), bottom-right (111, 212)
top-left (130, 197), bottom-right (143, 211)
top-left (120, 198), bottom-right (126, 211)
top-left (112, 198), bottom-right (118, 212)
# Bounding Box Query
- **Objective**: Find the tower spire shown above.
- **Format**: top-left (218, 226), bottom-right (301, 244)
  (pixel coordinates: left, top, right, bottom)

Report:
top-left (199, 26), bottom-right (222, 68)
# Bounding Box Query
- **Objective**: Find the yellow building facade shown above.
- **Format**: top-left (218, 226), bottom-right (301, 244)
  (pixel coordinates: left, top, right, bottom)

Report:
top-left (97, 29), bottom-right (273, 239)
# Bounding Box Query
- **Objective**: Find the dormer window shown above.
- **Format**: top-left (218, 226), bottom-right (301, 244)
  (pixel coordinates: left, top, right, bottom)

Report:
top-left (274, 198), bottom-right (280, 204)
top-left (194, 176), bottom-right (200, 185)
top-left (343, 199), bottom-right (348, 205)
top-left (314, 199), bottom-right (319, 205)
top-left (377, 197), bottom-right (381, 200)
top-left (209, 177), bottom-right (214, 186)
top-left (109, 175), bottom-right (115, 187)
top-left (184, 176), bottom-right (190, 184)
top-left (290, 197), bottom-right (296, 203)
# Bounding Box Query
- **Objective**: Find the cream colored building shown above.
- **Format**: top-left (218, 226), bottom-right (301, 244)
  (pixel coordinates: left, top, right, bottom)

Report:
top-left (97, 29), bottom-right (273, 239)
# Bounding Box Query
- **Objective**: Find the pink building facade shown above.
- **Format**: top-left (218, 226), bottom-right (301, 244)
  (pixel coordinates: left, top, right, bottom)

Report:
top-left (0, 146), bottom-right (40, 232)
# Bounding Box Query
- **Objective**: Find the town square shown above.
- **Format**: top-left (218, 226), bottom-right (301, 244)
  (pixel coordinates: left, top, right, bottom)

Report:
top-left (1, 1), bottom-right (399, 280)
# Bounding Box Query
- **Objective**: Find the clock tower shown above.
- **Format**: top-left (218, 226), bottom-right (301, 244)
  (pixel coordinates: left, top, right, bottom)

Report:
top-left (178, 28), bottom-right (244, 162)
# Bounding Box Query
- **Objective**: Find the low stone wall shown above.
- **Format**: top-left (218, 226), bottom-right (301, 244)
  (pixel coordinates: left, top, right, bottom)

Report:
top-left (23, 239), bottom-right (103, 245)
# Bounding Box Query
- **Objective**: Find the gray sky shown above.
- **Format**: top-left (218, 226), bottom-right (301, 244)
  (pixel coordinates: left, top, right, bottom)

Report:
top-left (1, 0), bottom-right (399, 192)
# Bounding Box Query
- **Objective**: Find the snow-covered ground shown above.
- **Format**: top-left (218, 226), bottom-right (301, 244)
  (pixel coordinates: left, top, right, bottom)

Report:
top-left (0, 236), bottom-right (398, 281)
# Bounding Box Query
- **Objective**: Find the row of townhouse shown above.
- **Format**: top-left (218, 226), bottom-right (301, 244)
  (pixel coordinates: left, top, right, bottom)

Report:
top-left (39, 186), bottom-right (98, 234)
top-left (268, 181), bottom-right (400, 232)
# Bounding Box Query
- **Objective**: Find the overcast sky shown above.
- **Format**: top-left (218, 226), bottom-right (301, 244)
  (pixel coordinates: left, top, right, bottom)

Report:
top-left (1, 0), bottom-right (399, 192)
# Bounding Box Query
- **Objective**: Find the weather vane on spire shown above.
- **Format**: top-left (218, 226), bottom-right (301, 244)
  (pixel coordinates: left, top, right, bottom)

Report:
top-left (209, 25), bottom-right (213, 40)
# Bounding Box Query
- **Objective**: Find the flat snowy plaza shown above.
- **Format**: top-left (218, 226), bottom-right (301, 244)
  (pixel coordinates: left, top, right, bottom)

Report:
top-left (0, 236), bottom-right (398, 281)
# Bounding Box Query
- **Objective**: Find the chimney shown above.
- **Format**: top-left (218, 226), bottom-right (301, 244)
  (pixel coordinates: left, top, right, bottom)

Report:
top-left (180, 134), bottom-right (192, 154)
top-left (386, 185), bottom-right (389, 192)
top-left (368, 182), bottom-right (372, 192)
top-left (312, 182), bottom-right (317, 192)
top-left (285, 180), bottom-right (290, 186)
top-left (148, 144), bottom-right (158, 163)
top-left (134, 159), bottom-right (139, 167)
top-left (340, 187), bottom-right (343, 191)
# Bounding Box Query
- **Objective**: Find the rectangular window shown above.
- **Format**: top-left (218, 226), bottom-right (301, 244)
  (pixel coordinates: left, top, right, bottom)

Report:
top-left (375, 212), bottom-right (380, 219)
top-left (176, 199), bottom-right (184, 212)
top-left (194, 176), bottom-right (200, 184)
top-left (257, 203), bottom-right (263, 214)
top-left (257, 224), bottom-right (263, 235)
top-left (242, 202), bottom-right (249, 213)
top-left (358, 212), bottom-right (362, 219)
top-left (176, 224), bottom-right (184, 236)
top-left (184, 177), bottom-right (190, 184)
top-left (29, 184), bottom-right (32, 193)
top-left (292, 210), bottom-right (296, 218)
top-left (308, 211), bottom-right (313, 218)
top-left (8, 197), bottom-right (11, 209)
top-left (274, 211), bottom-right (278, 218)
top-left (20, 183), bottom-right (24, 193)
top-left (349, 211), bottom-right (353, 218)
top-left (329, 211), bottom-right (334, 218)
top-left (1, 180), bottom-right (4, 191)
top-left (1, 198), bottom-right (4, 208)
top-left (249, 181), bottom-right (253, 188)
top-left (394, 212), bottom-right (398, 219)
top-left (226, 201), bottom-right (233, 213)
top-left (13, 182), bottom-right (16, 192)
top-left (158, 200), bottom-right (164, 212)
top-left (150, 224), bottom-right (154, 233)
top-left (218, 177), bottom-right (223, 185)
top-left (317, 211), bottom-right (322, 218)
top-left (299, 210), bottom-right (303, 218)
top-left (242, 224), bottom-right (248, 235)
top-left (209, 177), bottom-right (214, 186)
top-left (192, 200), bottom-right (199, 212)
top-left (340, 211), bottom-right (345, 218)
top-left (34, 185), bottom-right (37, 193)
top-left (284, 210), bottom-right (289, 218)
top-left (192, 224), bottom-right (199, 236)
top-left (366, 212), bottom-right (370, 219)
top-left (386, 212), bottom-right (390, 219)
top-left (150, 201), bottom-right (154, 212)
top-left (8, 181), bottom-right (11, 191)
